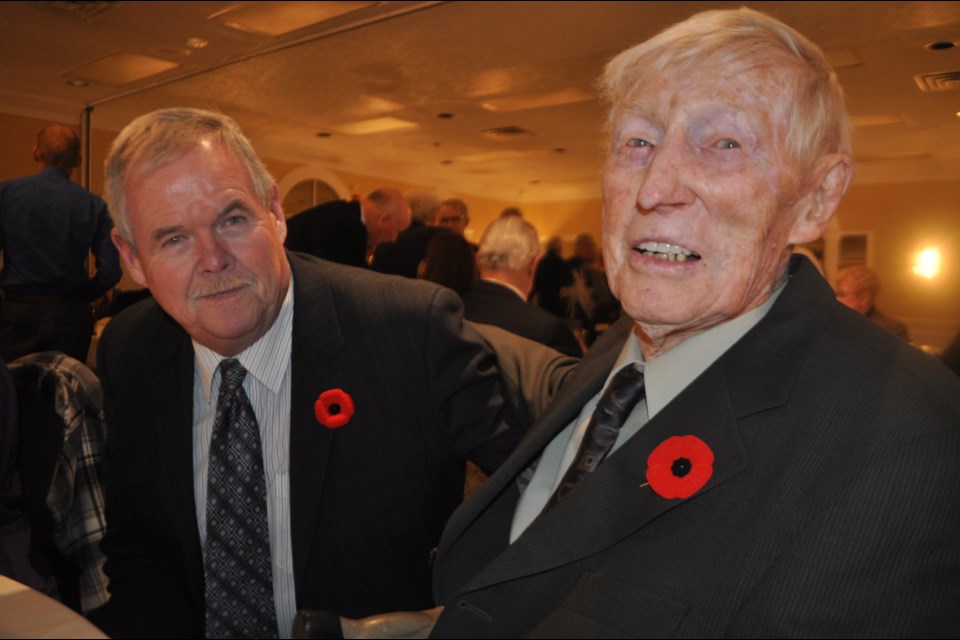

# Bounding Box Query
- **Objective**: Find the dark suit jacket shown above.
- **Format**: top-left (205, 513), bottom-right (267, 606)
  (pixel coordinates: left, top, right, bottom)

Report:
top-left (284, 200), bottom-right (368, 268)
top-left (463, 280), bottom-right (582, 358)
top-left (371, 220), bottom-right (449, 279)
top-left (90, 252), bottom-right (522, 638)
top-left (432, 256), bottom-right (960, 638)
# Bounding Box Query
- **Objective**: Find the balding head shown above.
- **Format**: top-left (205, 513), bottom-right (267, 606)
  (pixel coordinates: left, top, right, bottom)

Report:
top-left (34, 124), bottom-right (81, 172)
top-left (362, 188), bottom-right (412, 249)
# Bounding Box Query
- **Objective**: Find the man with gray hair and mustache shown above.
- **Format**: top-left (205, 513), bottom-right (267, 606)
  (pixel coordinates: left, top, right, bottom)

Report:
top-left (86, 108), bottom-right (532, 639)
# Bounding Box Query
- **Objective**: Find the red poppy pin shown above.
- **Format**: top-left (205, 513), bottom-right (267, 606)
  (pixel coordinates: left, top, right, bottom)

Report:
top-left (644, 435), bottom-right (714, 499)
top-left (314, 389), bottom-right (354, 429)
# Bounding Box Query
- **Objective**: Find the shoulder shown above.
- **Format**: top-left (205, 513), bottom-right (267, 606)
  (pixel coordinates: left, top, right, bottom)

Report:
top-left (291, 251), bottom-right (450, 317)
top-left (99, 296), bottom-right (184, 374)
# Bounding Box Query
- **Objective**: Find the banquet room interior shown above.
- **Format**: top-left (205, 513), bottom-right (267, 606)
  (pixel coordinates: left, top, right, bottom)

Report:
top-left (0, 0), bottom-right (958, 351)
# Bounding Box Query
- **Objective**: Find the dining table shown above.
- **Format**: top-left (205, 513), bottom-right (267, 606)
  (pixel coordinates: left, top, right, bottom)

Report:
top-left (0, 574), bottom-right (108, 638)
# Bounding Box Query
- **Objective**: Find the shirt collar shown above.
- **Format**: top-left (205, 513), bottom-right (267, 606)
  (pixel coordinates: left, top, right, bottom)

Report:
top-left (606, 280), bottom-right (786, 420)
top-left (195, 272), bottom-right (294, 401)
top-left (480, 277), bottom-right (527, 301)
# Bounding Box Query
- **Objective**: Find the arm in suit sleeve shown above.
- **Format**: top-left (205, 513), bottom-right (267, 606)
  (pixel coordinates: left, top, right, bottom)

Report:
top-left (86, 314), bottom-right (201, 638)
top-left (423, 290), bottom-right (575, 475)
top-left (467, 321), bottom-right (578, 431)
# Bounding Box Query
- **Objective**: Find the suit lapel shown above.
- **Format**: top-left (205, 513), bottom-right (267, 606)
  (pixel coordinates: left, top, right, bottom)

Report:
top-left (286, 254), bottom-right (346, 594)
top-left (447, 256), bottom-right (833, 593)
top-left (437, 318), bottom-right (633, 568)
top-left (461, 362), bottom-right (748, 591)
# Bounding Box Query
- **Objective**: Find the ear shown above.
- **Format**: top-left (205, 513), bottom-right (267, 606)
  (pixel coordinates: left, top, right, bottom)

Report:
top-left (528, 255), bottom-right (540, 279)
top-left (269, 184), bottom-right (287, 243)
top-left (32, 145), bottom-right (42, 164)
top-left (789, 153), bottom-right (852, 245)
top-left (111, 228), bottom-right (148, 288)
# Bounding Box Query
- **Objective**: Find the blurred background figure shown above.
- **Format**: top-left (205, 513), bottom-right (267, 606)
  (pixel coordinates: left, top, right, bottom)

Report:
top-left (835, 265), bottom-right (910, 341)
top-left (0, 124), bottom-right (121, 365)
top-left (436, 198), bottom-right (478, 252)
top-left (371, 190), bottom-right (447, 279)
top-left (418, 231), bottom-right (478, 297)
top-left (531, 235), bottom-right (568, 318)
top-left (463, 216), bottom-right (582, 357)
top-left (562, 232), bottom-right (620, 347)
top-left (285, 187), bottom-right (411, 268)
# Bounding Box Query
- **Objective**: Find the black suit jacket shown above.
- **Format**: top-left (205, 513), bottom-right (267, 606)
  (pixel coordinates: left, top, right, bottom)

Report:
top-left (463, 280), bottom-right (582, 357)
top-left (285, 200), bottom-right (368, 268)
top-left (91, 253), bottom-right (522, 638)
top-left (432, 256), bottom-right (960, 638)
top-left (371, 221), bottom-right (449, 279)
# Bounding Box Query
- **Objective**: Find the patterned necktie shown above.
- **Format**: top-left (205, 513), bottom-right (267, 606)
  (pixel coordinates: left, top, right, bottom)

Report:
top-left (545, 363), bottom-right (646, 510)
top-left (204, 358), bottom-right (277, 639)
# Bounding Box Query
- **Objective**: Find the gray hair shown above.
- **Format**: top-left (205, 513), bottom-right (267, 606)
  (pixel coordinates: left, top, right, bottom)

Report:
top-left (105, 107), bottom-right (275, 242)
top-left (599, 7), bottom-right (850, 171)
top-left (836, 265), bottom-right (880, 296)
top-left (477, 215), bottom-right (540, 272)
top-left (405, 190), bottom-right (442, 225)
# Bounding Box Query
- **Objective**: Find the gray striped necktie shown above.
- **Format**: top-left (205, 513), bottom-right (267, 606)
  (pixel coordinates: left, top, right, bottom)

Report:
top-left (204, 358), bottom-right (277, 639)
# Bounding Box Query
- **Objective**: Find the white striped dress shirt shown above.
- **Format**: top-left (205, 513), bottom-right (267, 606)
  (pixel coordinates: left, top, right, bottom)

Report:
top-left (193, 278), bottom-right (296, 638)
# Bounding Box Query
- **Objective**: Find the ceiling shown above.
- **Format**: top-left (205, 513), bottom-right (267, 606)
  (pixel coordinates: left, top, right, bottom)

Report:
top-left (1, 1), bottom-right (958, 203)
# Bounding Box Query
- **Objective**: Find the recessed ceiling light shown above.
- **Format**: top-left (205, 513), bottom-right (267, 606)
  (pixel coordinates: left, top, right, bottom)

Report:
top-left (316, 131), bottom-right (332, 138)
top-left (482, 87), bottom-right (593, 112)
top-left (62, 53), bottom-right (180, 85)
top-left (183, 37), bottom-right (208, 49)
top-left (441, 160), bottom-right (453, 165)
top-left (211, 1), bottom-right (376, 37)
top-left (331, 117), bottom-right (417, 135)
top-left (437, 113), bottom-right (454, 119)
top-left (926, 41), bottom-right (956, 51)
top-left (66, 79), bottom-right (89, 87)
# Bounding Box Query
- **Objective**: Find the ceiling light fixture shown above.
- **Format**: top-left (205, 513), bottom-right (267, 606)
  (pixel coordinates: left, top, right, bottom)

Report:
top-left (183, 37), bottom-right (209, 49)
top-left (211, 1), bottom-right (376, 37)
top-left (926, 41), bottom-right (956, 51)
top-left (66, 79), bottom-right (89, 87)
top-left (332, 117), bottom-right (417, 135)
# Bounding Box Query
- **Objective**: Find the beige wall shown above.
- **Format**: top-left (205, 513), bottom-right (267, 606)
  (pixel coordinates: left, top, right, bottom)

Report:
top-left (4, 111), bottom-right (958, 347)
top-left (834, 181), bottom-right (960, 347)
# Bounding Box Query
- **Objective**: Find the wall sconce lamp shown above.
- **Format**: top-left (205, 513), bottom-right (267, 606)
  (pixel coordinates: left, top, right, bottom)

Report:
top-left (912, 247), bottom-right (942, 279)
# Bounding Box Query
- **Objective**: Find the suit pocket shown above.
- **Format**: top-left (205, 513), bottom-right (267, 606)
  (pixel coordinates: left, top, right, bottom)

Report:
top-left (528, 570), bottom-right (689, 638)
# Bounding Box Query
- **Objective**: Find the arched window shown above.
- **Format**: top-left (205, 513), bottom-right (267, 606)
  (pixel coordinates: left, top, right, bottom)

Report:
top-left (277, 166), bottom-right (350, 218)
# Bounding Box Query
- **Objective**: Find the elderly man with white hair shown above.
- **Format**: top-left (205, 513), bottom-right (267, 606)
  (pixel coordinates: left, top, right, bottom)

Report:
top-left (462, 216), bottom-right (582, 358)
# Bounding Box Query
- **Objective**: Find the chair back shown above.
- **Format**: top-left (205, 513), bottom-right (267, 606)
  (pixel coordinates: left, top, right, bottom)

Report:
top-left (8, 351), bottom-right (108, 614)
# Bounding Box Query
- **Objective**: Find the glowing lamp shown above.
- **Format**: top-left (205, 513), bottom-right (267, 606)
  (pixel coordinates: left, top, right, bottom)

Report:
top-left (912, 247), bottom-right (942, 279)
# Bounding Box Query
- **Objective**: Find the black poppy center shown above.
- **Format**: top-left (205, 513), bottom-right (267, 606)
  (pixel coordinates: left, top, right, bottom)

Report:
top-left (328, 403), bottom-right (341, 415)
top-left (671, 457), bottom-right (692, 478)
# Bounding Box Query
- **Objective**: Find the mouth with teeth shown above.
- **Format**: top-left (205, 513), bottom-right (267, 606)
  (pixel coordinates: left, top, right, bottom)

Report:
top-left (635, 241), bottom-right (701, 263)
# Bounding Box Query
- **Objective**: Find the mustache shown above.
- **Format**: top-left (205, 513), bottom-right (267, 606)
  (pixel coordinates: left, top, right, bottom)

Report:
top-left (190, 275), bottom-right (256, 299)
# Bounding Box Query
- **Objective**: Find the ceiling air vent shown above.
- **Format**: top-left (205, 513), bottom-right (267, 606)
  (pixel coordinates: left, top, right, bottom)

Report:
top-left (914, 71), bottom-right (960, 92)
top-left (482, 126), bottom-right (535, 141)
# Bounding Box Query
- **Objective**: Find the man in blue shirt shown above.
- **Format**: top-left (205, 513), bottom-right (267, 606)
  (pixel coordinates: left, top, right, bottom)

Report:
top-left (0, 124), bottom-right (121, 364)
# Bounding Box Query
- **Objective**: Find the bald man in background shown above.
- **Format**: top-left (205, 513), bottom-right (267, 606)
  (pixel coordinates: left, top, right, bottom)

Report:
top-left (285, 188), bottom-right (411, 268)
top-left (0, 124), bottom-right (120, 364)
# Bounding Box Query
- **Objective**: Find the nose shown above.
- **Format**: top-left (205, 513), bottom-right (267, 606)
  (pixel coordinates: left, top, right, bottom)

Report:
top-left (196, 231), bottom-right (233, 274)
top-left (636, 136), bottom-right (694, 212)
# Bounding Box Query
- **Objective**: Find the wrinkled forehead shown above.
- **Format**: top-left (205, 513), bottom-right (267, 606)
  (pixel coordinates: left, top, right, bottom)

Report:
top-left (613, 57), bottom-right (793, 125)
